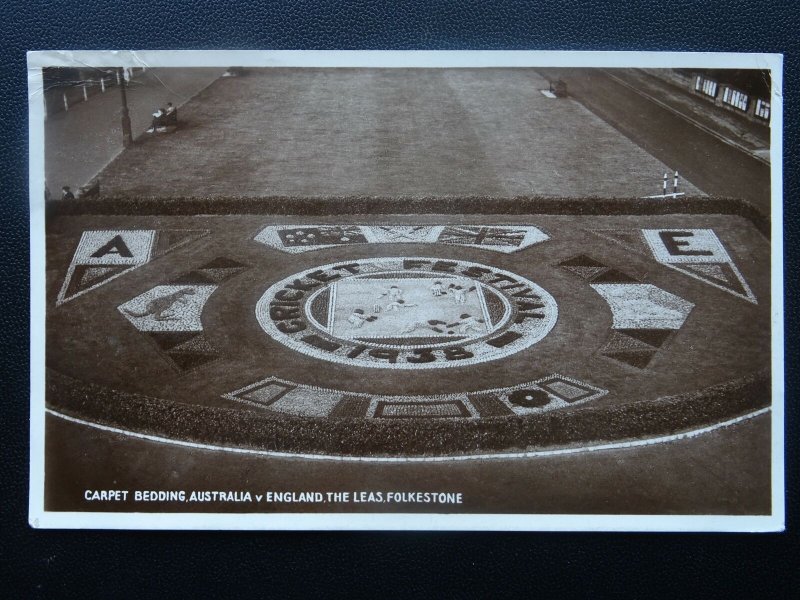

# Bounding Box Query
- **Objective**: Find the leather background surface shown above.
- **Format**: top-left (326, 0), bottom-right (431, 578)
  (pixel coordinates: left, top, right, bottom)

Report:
top-left (1, 1), bottom-right (797, 596)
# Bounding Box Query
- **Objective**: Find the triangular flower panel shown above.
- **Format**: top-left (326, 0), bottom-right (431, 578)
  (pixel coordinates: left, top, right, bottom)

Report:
top-left (588, 229), bottom-right (650, 255)
top-left (641, 229), bottom-right (757, 304)
top-left (669, 262), bottom-right (756, 303)
top-left (153, 229), bottom-right (211, 257)
top-left (57, 230), bottom-right (157, 305)
top-left (57, 229), bottom-right (211, 305)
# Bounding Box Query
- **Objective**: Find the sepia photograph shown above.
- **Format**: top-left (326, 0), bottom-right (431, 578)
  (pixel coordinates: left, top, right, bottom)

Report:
top-left (28, 50), bottom-right (784, 530)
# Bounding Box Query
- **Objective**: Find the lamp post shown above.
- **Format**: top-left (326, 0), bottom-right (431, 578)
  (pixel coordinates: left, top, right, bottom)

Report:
top-left (118, 67), bottom-right (133, 148)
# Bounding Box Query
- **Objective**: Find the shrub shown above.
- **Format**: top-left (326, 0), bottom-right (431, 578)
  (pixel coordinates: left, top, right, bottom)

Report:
top-left (45, 195), bottom-right (768, 238)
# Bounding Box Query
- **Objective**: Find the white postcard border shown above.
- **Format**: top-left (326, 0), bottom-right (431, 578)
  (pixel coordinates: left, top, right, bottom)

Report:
top-left (27, 50), bottom-right (784, 532)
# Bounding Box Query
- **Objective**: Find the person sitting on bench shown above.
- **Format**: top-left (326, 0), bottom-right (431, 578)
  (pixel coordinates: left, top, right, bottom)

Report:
top-left (148, 107), bottom-right (166, 132)
top-left (164, 102), bottom-right (178, 126)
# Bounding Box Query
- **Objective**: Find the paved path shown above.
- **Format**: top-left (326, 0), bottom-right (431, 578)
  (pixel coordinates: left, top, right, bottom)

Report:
top-left (622, 69), bottom-right (770, 160)
top-left (95, 69), bottom-right (702, 199)
top-left (44, 411), bottom-right (771, 515)
top-left (45, 68), bottom-right (226, 194)
top-left (539, 69), bottom-right (771, 214)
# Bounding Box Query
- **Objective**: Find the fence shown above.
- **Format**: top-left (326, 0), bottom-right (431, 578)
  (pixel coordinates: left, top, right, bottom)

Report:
top-left (44, 67), bottom-right (145, 117)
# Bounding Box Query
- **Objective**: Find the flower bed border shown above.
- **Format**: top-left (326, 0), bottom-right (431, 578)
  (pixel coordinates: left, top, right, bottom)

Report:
top-left (45, 195), bottom-right (769, 238)
top-left (46, 368), bottom-right (770, 457)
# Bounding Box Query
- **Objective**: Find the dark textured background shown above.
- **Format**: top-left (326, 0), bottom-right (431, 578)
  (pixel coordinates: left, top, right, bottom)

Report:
top-left (2, 1), bottom-right (797, 596)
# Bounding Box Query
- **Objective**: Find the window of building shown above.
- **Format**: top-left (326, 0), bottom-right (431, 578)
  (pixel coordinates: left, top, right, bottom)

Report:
top-left (722, 87), bottom-right (749, 111)
top-left (695, 75), bottom-right (718, 98)
top-left (755, 98), bottom-right (770, 120)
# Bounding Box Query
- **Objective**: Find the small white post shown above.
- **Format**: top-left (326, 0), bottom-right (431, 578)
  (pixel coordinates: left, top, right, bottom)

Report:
top-left (82, 84), bottom-right (88, 101)
top-left (673, 171), bottom-right (679, 195)
top-left (63, 92), bottom-right (69, 111)
top-left (100, 77), bottom-right (105, 92)
top-left (662, 173), bottom-right (668, 195)
top-left (116, 70), bottom-right (120, 85)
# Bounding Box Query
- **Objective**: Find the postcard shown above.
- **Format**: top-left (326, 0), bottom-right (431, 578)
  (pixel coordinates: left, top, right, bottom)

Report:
top-left (28, 50), bottom-right (784, 530)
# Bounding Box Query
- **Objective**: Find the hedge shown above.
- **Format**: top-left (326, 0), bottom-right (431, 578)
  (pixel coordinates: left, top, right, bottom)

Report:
top-left (45, 195), bottom-right (769, 238)
top-left (46, 368), bottom-right (770, 457)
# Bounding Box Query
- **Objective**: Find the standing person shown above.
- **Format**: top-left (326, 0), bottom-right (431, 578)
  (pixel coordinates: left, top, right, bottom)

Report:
top-left (61, 186), bottom-right (74, 200)
top-left (447, 284), bottom-right (474, 304)
top-left (430, 281), bottom-right (445, 296)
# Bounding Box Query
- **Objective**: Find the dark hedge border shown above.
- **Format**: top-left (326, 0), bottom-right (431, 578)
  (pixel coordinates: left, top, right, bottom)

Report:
top-left (46, 368), bottom-right (770, 457)
top-left (45, 195), bottom-right (770, 238)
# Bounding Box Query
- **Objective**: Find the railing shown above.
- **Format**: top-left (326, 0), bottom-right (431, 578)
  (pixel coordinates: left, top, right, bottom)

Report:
top-left (44, 67), bottom-right (145, 116)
